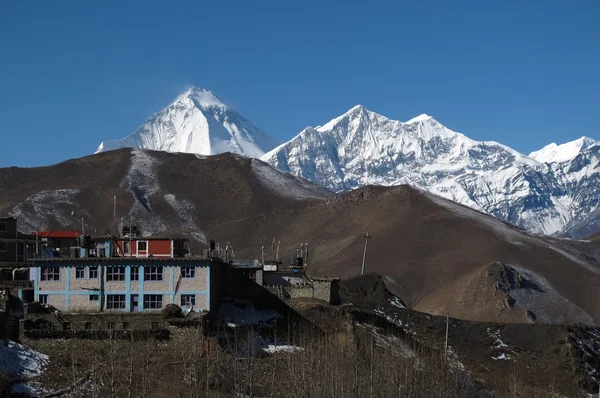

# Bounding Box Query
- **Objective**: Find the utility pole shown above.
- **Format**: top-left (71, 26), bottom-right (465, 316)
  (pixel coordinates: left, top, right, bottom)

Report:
top-left (361, 232), bottom-right (372, 275)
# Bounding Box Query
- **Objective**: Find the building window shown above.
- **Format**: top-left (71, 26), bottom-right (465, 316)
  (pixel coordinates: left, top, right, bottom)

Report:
top-left (138, 241), bottom-right (147, 251)
top-left (89, 266), bottom-right (98, 279)
top-left (89, 294), bottom-right (99, 301)
top-left (0, 222), bottom-right (6, 232)
top-left (123, 241), bottom-right (130, 254)
top-left (180, 294), bottom-right (196, 307)
top-left (144, 267), bottom-right (163, 281)
top-left (143, 294), bottom-right (163, 309)
top-left (38, 294), bottom-right (48, 304)
top-left (181, 267), bottom-right (195, 278)
top-left (106, 294), bottom-right (126, 309)
top-left (106, 267), bottom-right (126, 281)
top-left (131, 267), bottom-right (139, 281)
top-left (0, 242), bottom-right (6, 252)
top-left (84, 322), bottom-right (92, 330)
top-left (75, 267), bottom-right (85, 279)
top-left (40, 267), bottom-right (60, 281)
top-left (107, 322), bottom-right (115, 330)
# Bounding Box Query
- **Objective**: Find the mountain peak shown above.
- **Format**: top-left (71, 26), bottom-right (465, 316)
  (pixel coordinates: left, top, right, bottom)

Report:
top-left (178, 87), bottom-right (227, 109)
top-left (95, 88), bottom-right (278, 157)
top-left (529, 136), bottom-right (598, 164)
top-left (405, 114), bottom-right (433, 124)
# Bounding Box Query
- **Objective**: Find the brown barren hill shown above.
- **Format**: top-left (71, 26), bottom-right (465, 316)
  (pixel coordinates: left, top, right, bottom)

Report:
top-left (2, 149), bottom-right (600, 325)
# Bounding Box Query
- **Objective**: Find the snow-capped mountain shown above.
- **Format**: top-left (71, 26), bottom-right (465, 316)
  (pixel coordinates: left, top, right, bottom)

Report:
top-left (529, 136), bottom-right (597, 164)
top-left (96, 88), bottom-right (279, 158)
top-left (261, 105), bottom-right (600, 237)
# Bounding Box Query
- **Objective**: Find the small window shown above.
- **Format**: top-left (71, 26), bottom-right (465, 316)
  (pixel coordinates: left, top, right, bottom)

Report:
top-left (89, 266), bottom-right (98, 279)
top-left (144, 267), bottom-right (163, 281)
top-left (131, 267), bottom-right (139, 281)
top-left (40, 267), bottom-right (60, 281)
top-left (75, 267), bottom-right (85, 279)
top-left (106, 294), bottom-right (126, 309)
top-left (181, 294), bottom-right (196, 307)
top-left (138, 241), bottom-right (147, 251)
top-left (89, 294), bottom-right (99, 301)
top-left (0, 242), bottom-right (7, 251)
top-left (0, 222), bottom-right (6, 232)
top-left (38, 294), bottom-right (48, 304)
top-left (106, 267), bottom-right (126, 281)
top-left (181, 267), bottom-right (195, 278)
top-left (143, 294), bottom-right (163, 309)
top-left (84, 322), bottom-right (92, 330)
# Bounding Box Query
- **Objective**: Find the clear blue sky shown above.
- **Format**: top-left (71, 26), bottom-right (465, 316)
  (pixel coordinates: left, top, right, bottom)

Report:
top-left (1, 0), bottom-right (598, 167)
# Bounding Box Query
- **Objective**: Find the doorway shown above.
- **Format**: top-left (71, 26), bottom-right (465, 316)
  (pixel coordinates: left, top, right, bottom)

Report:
top-left (130, 294), bottom-right (139, 312)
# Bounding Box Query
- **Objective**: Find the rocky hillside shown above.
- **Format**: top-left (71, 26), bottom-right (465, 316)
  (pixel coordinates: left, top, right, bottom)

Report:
top-left (2, 149), bottom-right (600, 325)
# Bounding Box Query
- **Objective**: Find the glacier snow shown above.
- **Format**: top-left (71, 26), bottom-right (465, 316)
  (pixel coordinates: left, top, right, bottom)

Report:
top-left (261, 105), bottom-right (600, 237)
top-left (96, 88), bottom-right (279, 158)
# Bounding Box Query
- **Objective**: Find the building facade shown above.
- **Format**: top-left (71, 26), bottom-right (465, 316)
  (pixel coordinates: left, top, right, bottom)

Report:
top-left (0, 217), bottom-right (36, 265)
top-left (30, 258), bottom-right (222, 313)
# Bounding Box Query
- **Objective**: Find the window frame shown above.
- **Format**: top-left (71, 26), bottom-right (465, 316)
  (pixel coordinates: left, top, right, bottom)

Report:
top-left (131, 267), bottom-right (139, 281)
top-left (106, 267), bottom-right (126, 282)
top-left (143, 294), bottom-right (163, 310)
top-left (0, 242), bottom-right (7, 252)
top-left (137, 241), bottom-right (148, 251)
top-left (180, 294), bottom-right (196, 307)
top-left (106, 294), bottom-right (126, 310)
top-left (38, 294), bottom-right (48, 304)
top-left (144, 267), bottom-right (163, 281)
top-left (180, 266), bottom-right (196, 279)
top-left (89, 266), bottom-right (98, 279)
top-left (40, 267), bottom-right (60, 281)
top-left (75, 267), bottom-right (86, 279)
top-left (89, 294), bottom-right (99, 301)
top-left (0, 222), bottom-right (6, 232)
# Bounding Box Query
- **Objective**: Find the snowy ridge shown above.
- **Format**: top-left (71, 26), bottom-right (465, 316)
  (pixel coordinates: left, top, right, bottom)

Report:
top-left (96, 88), bottom-right (279, 158)
top-left (261, 106), bottom-right (600, 236)
top-left (529, 137), bottom-right (598, 164)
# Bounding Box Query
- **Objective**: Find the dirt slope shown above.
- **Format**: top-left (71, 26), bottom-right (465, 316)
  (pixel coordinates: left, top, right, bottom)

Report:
top-left (2, 149), bottom-right (600, 325)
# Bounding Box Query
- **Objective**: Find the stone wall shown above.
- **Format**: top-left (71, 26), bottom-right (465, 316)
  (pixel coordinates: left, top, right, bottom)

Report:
top-left (284, 279), bottom-right (340, 304)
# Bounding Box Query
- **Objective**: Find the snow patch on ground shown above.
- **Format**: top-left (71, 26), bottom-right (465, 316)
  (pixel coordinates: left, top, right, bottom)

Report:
top-left (356, 323), bottom-right (417, 359)
top-left (228, 329), bottom-right (303, 358)
top-left (11, 189), bottom-right (82, 232)
top-left (390, 296), bottom-right (405, 309)
top-left (251, 159), bottom-right (331, 200)
top-left (0, 341), bottom-right (49, 396)
top-left (571, 329), bottom-right (600, 388)
top-left (487, 328), bottom-right (513, 361)
top-left (374, 307), bottom-right (416, 335)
